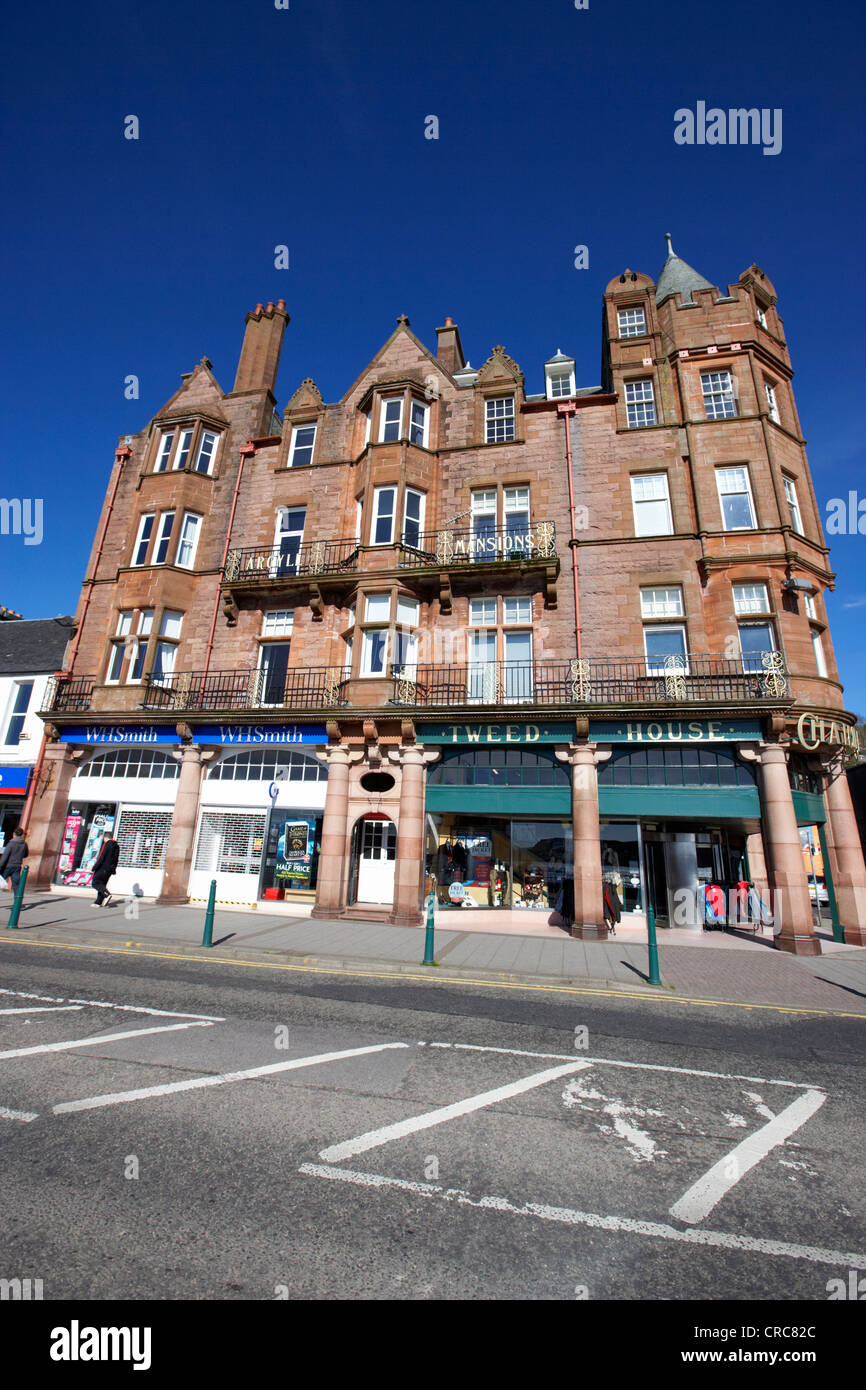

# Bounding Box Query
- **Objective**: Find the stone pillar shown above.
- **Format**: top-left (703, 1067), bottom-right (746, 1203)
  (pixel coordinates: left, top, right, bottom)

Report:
top-left (388, 744), bottom-right (439, 927)
top-left (24, 740), bottom-right (82, 889)
top-left (159, 744), bottom-right (208, 904)
top-left (311, 746), bottom-right (359, 918)
top-left (745, 831), bottom-right (769, 892)
top-left (750, 742), bottom-right (819, 955)
top-left (556, 742), bottom-right (609, 940)
top-left (822, 759), bottom-right (866, 945)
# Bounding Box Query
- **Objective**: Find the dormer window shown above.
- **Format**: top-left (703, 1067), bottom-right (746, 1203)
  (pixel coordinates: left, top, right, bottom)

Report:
top-left (544, 353), bottom-right (575, 402)
top-left (288, 424), bottom-right (317, 468)
top-left (618, 307), bottom-right (647, 338)
top-left (380, 397), bottom-right (403, 443)
top-left (153, 423), bottom-right (220, 475)
top-left (548, 372), bottom-right (573, 398)
top-left (485, 396), bottom-right (515, 443)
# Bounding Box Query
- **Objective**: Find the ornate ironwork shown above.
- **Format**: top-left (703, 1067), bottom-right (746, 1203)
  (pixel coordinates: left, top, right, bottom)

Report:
top-left (435, 530), bottom-right (456, 565)
top-left (569, 658), bottom-right (592, 702)
top-left (663, 655), bottom-right (688, 701)
top-left (534, 521), bottom-right (557, 558)
top-left (760, 650), bottom-right (788, 698)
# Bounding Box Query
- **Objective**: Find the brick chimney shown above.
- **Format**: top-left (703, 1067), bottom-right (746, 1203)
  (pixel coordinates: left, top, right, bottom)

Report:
top-left (435, 317), bottom-right (465, 376)
top-left (232, 300), bottom-right (290, 394)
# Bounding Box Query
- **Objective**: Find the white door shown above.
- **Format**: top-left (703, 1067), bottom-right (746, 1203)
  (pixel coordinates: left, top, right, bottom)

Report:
top-left (356, 820), bottom-right (397, 903)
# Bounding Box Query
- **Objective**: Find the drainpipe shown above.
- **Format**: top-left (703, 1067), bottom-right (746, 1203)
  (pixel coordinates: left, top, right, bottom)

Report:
top-left (556, 401), bottom-right (582, 658)
top-left (64, 445), bottom-right (131, 675)
top-left (203, 441), bottom-right (256, 678)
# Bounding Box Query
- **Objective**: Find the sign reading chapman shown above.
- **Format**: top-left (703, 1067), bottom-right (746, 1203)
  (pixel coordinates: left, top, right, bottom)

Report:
top-left (793, 712), bottom-right (861, 752)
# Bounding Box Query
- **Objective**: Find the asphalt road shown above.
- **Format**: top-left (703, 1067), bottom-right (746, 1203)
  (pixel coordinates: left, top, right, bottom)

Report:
top-left (1, 938), bottom-right (864, 1303)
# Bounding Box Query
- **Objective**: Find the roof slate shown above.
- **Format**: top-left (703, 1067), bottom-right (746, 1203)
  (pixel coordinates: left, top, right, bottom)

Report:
top-left (0, 617), bottom-right (76, 676)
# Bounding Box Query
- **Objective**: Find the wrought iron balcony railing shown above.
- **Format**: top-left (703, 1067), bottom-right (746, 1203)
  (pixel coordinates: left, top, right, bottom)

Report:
top-left (398, 521), bottom-right (557, 568)
top-left (223, 539), bottom-right (360, 584)
top-left (40, 675), bottom-right (96, 714)
top-left (140, 667), bottom-right (350, 712)
top-left (390, 653), bottom-right (790, 707)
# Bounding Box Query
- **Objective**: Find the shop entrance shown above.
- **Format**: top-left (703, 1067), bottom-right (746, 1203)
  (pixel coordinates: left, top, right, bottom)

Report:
top-left (641, 827), bottom-right (746, 929)
top-left (351, 816), bottom-right (397, 905)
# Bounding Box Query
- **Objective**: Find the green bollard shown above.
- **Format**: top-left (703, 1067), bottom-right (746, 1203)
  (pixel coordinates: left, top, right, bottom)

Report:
top-left (646, 900), bottom-right (662, 987)
top-left (202, 879), bottom-right (216, 947)
top-left (6, 866), bottom-right (29, 929)
top-left (421, 891), bottom-right (437, 966)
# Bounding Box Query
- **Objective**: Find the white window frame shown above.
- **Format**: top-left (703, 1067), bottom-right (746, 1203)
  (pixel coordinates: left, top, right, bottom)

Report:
top-left (153, 511), bottom-right (176, 566)
top-left (469, 598), bottom-right (497, 626)
top-left (811, 629), bottom-right (828, 678)
top-left (361, 628), bottom-right (389, 677)
top-left (630, 474), bottom-right (672, 537)
top-left (408, 400), bottom-right (429, 448)
top-left (624, 378), bottom-right (656, 428)
top-left (288, 423), bottom-right (317, 468)
top-left (784, 476), bottom-right (803, 533)
top-left (804, 593), bottom-right (817, 621)
top-left (738, 620), bottom-right (776, 673)
top-left (262, 610), bottom-right (294, 638)
top-left (155, 432), bottom-right (175, 473)
top-left (546, 369), bottom-right (574, 401)
top-left (701, 370), bottom-right (738, 420)
top-left (716, 466), bottom-right (757, 532)
top-left (106, 611), bottom-right (133, 686)
top-left (485, 396), bottom-right (515, 444)
top-left (643, 624), bottom-right (689, 676)
top-left (127, 610), bottom-right (153, 683)
top-left (173, 428), bottom-right (194, 471)
top-left (132, 513), bottom-right (155, 567)
top-left (732, 583), bottom-right (770, 616)
top-left (402, 488), bottom-right (426, 546)
top-left (194, 429), bottom-right (219, 474)
top-left (379, 397), bottom-right (403, 443)
top-left (503, 597), bottom-right (533, 625)
top-left (756, 303), bottom-right (768, 329)
top-left (639, 587), bottom-right (684, 619)
top-left (765, 382), bottom-right (780, 425)
top-left (274, 506), bottom-right (307, 573)
top-left (618, 307), bottom-right (647, 339)
top-left (371, 486), bottom-right (397, 545)
top-left (175, 512), bottom-right (202, 570)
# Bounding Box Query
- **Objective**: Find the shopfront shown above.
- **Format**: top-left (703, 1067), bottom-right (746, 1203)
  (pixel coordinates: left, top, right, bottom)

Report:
top-left (422, 721), bottom-right (574, 921)
top-left (190, 724), bottom-right (328, 905)
top-left (53, 727), bottom-right (181, 896)
top-left (0, 763), bottom-right (31, 852)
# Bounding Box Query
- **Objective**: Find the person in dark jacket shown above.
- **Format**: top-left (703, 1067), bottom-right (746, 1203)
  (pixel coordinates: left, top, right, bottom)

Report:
top-left (0, 827), bottom-right (28, 892)
top-left (91, 836), bottom-right (120, 907)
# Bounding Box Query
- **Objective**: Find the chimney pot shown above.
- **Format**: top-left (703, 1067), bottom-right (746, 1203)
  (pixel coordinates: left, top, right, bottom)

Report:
top-left (266, 301), bottom-right (274, 313)
top-left (255, 303), bottom-right (264, 314)
top-left (276, 299), bottom-right (286, 311)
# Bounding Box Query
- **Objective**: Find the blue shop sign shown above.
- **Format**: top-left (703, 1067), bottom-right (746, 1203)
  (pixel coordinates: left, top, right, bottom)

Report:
top-left (0, 764), bottom-right (31, 794)
top-left (60, 725), bottom-right (181, 744)
top-left (589, 718), bottom-right (762, 743)
top-left (193, 724), bottom-right (328, 744)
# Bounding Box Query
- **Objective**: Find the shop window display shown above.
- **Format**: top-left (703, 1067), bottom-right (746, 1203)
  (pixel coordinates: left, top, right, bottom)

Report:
top-left (427, 815), bottom-right (572, 912)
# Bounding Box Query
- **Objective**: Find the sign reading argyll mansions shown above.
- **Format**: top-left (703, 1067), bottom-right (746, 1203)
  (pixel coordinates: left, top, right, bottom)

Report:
top-left (589, 719), bottom-right (763, 743)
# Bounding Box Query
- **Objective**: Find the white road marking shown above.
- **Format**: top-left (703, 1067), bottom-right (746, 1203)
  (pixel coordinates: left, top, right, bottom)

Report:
top-left (426, 1041), bottom-right (820, 1090)
top-left (53, 1042), bottom-right (409, 1114)
top-left (0, 1105), bottom-right (39, 1122)
top-left (319, 1060), bottom-right (593, 1163)
top-left (669, 1089), bottom-right (827, 1225)
top-left (0, 1020), bottom-right (214, 1061)
top-left (0, 1006), bottom-right (85, 1015)
top-left (0, 988), bottom-right (223, 1021)
top-left (300, 1163), bottom-right (866, 1270)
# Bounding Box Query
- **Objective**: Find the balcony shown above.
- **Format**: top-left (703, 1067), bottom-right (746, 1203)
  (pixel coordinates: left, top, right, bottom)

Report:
top-left (40, 675), bottom-right (96, 714)
top-left (398, 521), bottom-right (557, 569)
top-left (140, 667), bottom-right (350, 712)
top-left (390, 653), bottom-right (791, 709)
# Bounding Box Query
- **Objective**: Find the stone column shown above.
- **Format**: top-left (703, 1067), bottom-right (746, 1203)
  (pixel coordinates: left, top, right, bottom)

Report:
top-left (748, 742), bottom-right (818, 954)
top-left (822, 758), bottom-right (866, 945)
top-left (556, 742), bottom-right (609, 940)
top-left (24, 739), bottom-right (82, 889)
top-left (311, 745), bottom-right (360, 918)
top-left (745, 831), bottom-right (768, 892)
top-left (388, 744), bottom-right (439, 927)
top-left (159, 744), bottom-right (208, 904)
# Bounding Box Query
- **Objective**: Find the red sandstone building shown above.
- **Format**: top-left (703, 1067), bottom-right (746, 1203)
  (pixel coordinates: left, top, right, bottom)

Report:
top-left (28, 241), bottom-right (866, 953)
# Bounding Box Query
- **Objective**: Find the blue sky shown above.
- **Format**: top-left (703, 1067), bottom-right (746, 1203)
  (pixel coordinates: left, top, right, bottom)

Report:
top-left (2, 0), bottom-right (865, 710)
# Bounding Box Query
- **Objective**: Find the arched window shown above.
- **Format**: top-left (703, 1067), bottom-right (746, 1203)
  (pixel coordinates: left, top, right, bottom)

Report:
top-left (428, 748), bottom-right (569, 787)
top-left (76, 748), bottom-right (180, 779)
top-left (208, 748), bottom-right (327, 782)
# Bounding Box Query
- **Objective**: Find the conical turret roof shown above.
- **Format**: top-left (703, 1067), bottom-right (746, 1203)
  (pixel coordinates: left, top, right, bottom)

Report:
top-left (655, 234), bottom-right (715, 306)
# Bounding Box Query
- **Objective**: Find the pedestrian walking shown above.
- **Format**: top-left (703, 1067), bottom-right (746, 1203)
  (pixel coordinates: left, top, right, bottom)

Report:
top-left (91, 835), bottom-right (119, 907)
top-left (0, 827), bottom-right (29, 892)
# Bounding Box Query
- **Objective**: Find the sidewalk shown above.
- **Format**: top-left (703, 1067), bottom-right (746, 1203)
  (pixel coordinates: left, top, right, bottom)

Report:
top-left (3, 889), bottom-right (866, 1015)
